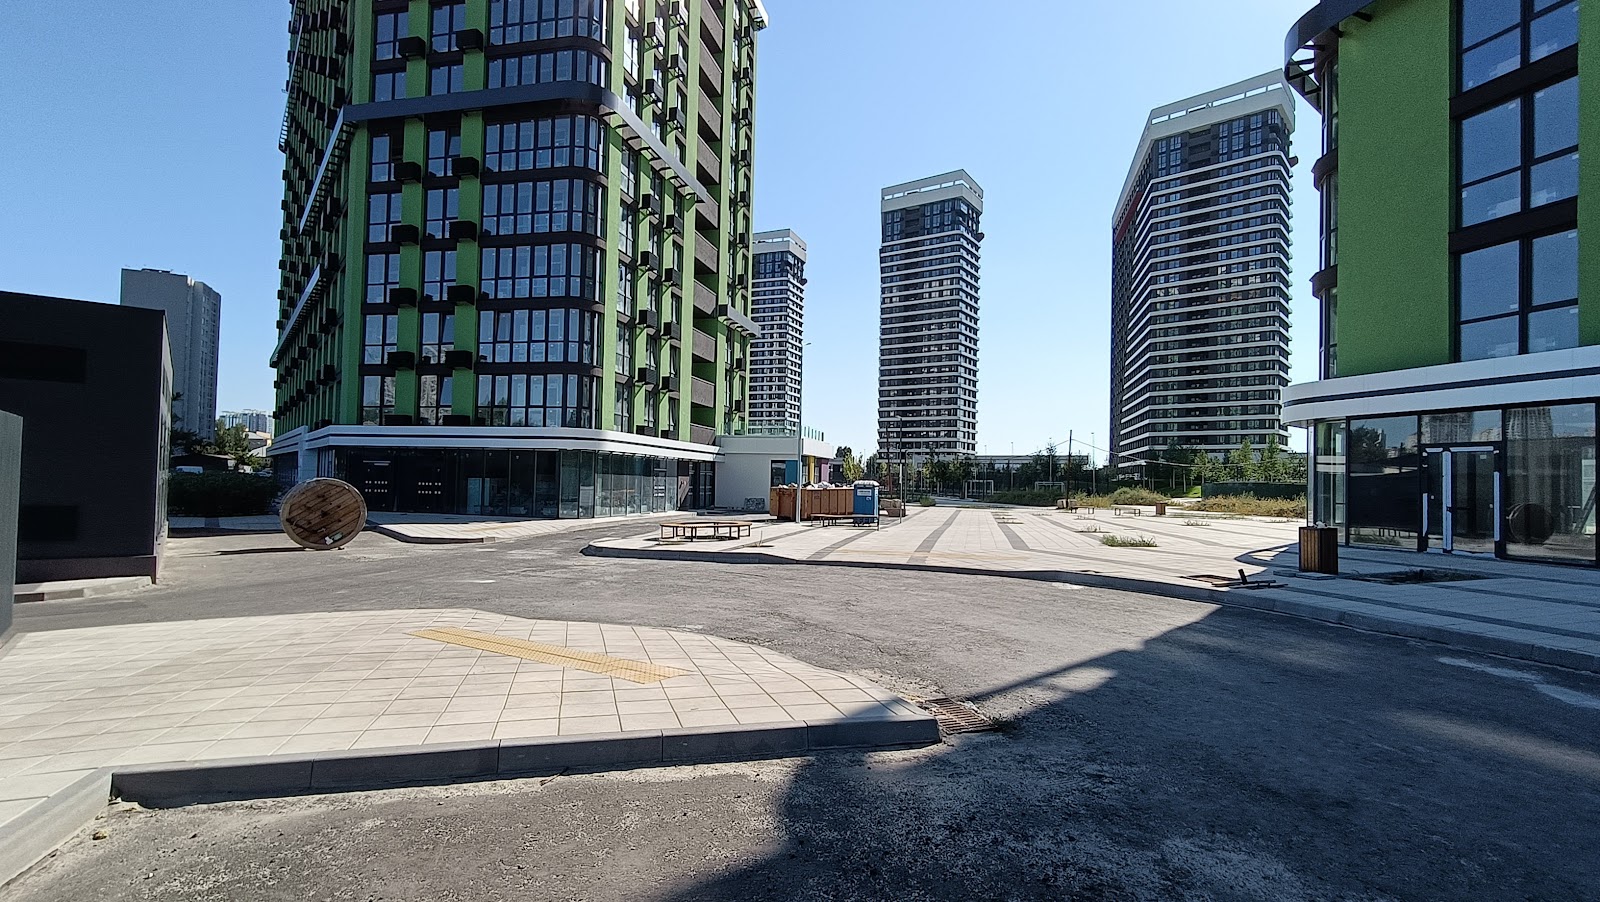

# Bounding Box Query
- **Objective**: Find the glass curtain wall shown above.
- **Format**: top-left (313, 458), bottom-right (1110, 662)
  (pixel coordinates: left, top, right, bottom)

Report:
top-left (1505, 404), bottom-right (1597, 563)
top-left (1314, 422), bottom-right (1347, 540)
top-left (1347, 416), bottom-right (1421, 548)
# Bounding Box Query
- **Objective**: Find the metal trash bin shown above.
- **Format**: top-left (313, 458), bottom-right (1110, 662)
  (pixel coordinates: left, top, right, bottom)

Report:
top-left (1299, 526), bottom-right (1339, 574)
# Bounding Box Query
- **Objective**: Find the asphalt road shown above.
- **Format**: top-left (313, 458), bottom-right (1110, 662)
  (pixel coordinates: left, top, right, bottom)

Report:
top-left (8, 526), bottom-right (1600, 901)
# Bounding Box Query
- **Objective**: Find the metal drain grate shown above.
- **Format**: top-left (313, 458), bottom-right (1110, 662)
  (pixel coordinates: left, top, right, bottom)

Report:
top-left (916, 697), bottom-right (997, 735)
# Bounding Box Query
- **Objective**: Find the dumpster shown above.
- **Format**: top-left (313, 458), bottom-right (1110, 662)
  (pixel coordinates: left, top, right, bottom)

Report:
top-left (853, 481), bottom-right (881, 527)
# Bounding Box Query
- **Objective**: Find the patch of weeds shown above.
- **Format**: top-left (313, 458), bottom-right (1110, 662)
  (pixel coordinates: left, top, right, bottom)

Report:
top-left (1182, 519), bottom-right (1211, 528)
top-left (1101, 534), bottom-right (1158, 548)
top-left (1076, 524), bottom-right (1104, 534)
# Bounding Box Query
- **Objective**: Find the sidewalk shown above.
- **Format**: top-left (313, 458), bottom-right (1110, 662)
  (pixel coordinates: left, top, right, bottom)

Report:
top-left (365, 511), bottom-right (745, 544)
top-left (587, 507), bottom-right (1600, 675)
top-left (0, 609), bottom-right (934, 884)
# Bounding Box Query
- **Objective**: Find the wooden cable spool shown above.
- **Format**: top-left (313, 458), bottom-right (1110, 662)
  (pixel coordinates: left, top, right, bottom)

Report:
top-left (279, 478), bottom-right (368, 550)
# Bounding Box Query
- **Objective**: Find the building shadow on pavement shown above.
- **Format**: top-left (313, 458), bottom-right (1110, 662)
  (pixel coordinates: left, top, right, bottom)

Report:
top-left (655, 609), bottom-right (1600, 901)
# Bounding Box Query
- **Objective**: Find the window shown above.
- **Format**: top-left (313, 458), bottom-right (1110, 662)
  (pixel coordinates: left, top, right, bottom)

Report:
top-left (480, 244), bottom-right (600, 300)
top-left (615, 390), bottom-right (633, 432)
top-left (1504, 403), bottom-right (1597, 564)
top-left (1456, 228), bottom-right (1579, 360)
top-left (482, 178), bottom-right (604, 236)
top-left (366, 253), bottom-right (401, 304)
top-left (432, 2), bottom-right (466, 51)
top-left (476, 373), bottom-right (597, 427)
top-left (423, 249), bottom-right (457, 301)
top-left (615, 322), bottom-right (632, 375)
top-left (361, 375), bottom-right (396, 425)
top-left (616, 263), bottom-right (634, 316)
top-left (421, 312), bottom-right (455, 364)
top-left (375, 10), bottom-right (409, 60)
top-left (618, 149), bottom-right (637, 198)
top-left (373, 71), bottom-right (407, 101)
top-left (488, 49), bottom-right (609, 88)
top-left (363, 314), bottom-right (400, 363)
top-left (427, 127), bottom-right (461, 177)
top-left (368, 191), bottom-right (403, 242)
top-left (425, 187), bottom-right (458, 239)
top-left (430, 63), bottom-right (464, 95)
top-left (1458, 76), bottom-right (1578, 226)
top-left (619, 205), bottom-right (636, 256)
top-left (475, 307), bottom-right (598, 364)
top-left (489, 0), bottom-right (605, 45)
top-left (484, 115), bottom-right (604, 172)
top-left (370, 134), bottom-right (400, 182)
top-left (419, 375), bottom-right (454, 425)
top-left (623, 25), bottom-right (639, 80)
top-left (1459, 0), bottom-right (1579, 91)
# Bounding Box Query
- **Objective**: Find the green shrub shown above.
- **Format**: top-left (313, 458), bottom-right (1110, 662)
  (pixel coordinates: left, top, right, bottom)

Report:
top-left (917, 495), bottom-right (937, 507)
top-left (1101, 534), bottom-right (1158, 548)
top-left (989, 489), bottom-right (1065, 507)
top-left (1108, 487), bottom-right (1168, 505)
top-left (1189, 493), bottom-right (1307, 519)
top-left (168, 472), bottom-right (280, 518)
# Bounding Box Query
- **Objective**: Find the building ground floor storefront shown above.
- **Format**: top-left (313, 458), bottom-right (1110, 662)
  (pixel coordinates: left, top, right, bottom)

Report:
top-left (1287, 350), bottom-right (1598, 567)
top-left (269, 427), bottom-right (716, 519)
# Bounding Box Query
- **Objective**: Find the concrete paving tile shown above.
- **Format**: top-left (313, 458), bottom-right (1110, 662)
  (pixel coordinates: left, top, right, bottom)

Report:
top-left (201, 736), bottom-right (291, 759)
top-left (443, 695), bottom-right (505, 713)
top-left (781, 704), bottom-right (843, 721)
top-left (768, 691), bottom-right (829, 707)
top-left (0, 737), bottom-right (94, 759)
top-left (617, 700), bottom-right (674, 716)
top-left (395, 684), bottom-right (461, 700)
top-left (224, 719), bottom-right (314, 740)
top-left (669, 696), bottom-right (732, 714)
top-left (252, 704), bottom-right (334, 722)
top-left (558, 715), bottom-right (621, 735)
top-left (295, 716), bottom-right (379, 735)
top-left (560, 702), bottom-right (619, 718)
top-left (718, 692), bottom-right (778, 709)
top-left (424, 723), bottom-right (496, 744)
top-left (275, 732), bottom-right (364, 755)
top-left (319, 701), bottom-right (392, 718)
top-left (620, 712), bottom-right (683, 731)
top-left (181, 708), bottom-right (267, 728)
top-left (0, 769), bottom-right (99, 801)
top-left (18, 720), bottom-right (106, 741)
top-left (731, 707), bottom-right (792, 725)
top-left (0, 798), bottom-right (42, 825)
top-left (431, 709), bottom-right (502, 727)
top-left (454, 679), bottom-right (515, 697)
top-left (383, 697), bottom-right (451, 715)
top-left (493, 719), bottom-right (561, 740)
top-left (351, 727), bottom-right (432, 749)
top-left (817, 688), bottom-right (877, 704)
top-left (367, 713), bottom-right (442, 731)
top-left (337, 688), bottom-right (406, 704)
top-left (67, 728), bottom-right (172, 752)
top-left (675, 710), bottom-right (739, 727)
top-left (0, 756), bottom-right (54, 779)
top-left (664, 685), bottom-right (719, 699)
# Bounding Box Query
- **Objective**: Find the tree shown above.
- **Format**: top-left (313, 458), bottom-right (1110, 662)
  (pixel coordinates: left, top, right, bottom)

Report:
top-left (835, 446), bottom-right (865, 483)
top-left (1228, 439), bottom-right (1260, 482)
top-left (214, 424), bottom-right (266, 472)
top-left (1193, 450), bottom-right (1228, 486)
top-left (1257, 438), bottom-right (1291, 483)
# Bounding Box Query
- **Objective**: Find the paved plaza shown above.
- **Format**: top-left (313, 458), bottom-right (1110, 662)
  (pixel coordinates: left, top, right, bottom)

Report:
top-left (591, 505), bottom-right (1600, 674)
top-left (0, 608), bottom-right (931, 884)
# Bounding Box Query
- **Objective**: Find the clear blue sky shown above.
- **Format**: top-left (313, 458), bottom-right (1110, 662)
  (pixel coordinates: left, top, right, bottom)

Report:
top-left (0, 0), bottom-right (1318, 460)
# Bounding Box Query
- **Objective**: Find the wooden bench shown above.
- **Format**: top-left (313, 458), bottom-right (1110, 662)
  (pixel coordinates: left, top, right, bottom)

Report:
top-left (658, 520), bottom-right (754, 542)
top-left (812, 513), bottom-right (880, 528)
top-left (1113, 506), bottom-right (1142, 517)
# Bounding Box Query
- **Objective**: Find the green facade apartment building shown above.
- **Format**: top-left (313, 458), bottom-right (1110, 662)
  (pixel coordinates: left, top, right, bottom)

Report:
top-left (268, 0), bottom-right (765, 517)
top-left (1285, 0), bottom-right (1597, 564)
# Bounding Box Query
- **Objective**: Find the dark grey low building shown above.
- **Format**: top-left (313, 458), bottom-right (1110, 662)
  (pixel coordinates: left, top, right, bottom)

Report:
top-left (0, 409), bottom-right (20, 645)
top-left (0, 291), bottom-right (172, 583)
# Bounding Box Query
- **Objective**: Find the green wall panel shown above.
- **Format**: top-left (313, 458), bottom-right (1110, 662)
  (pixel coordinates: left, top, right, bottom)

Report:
top-left (1335, 0), bottom-right (1454, 376)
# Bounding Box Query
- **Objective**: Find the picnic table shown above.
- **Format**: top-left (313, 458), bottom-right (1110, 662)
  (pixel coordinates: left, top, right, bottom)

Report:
top-left (658, 520), bottom-right (754, 542)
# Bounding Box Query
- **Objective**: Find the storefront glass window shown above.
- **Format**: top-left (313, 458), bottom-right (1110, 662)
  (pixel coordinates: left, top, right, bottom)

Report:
top-left (1347, 416), bottom-right (1421, 548)
top-left (1314, 421), bottom-right (1347, 540)
top-left (1505, 404), bottom-right (1597, 563)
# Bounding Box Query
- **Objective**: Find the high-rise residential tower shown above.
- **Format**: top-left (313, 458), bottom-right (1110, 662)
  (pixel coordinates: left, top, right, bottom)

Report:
top-left (748, 228), bottom-right (805, 432)
top-left (1110, 73), bottom-right (1295, 473)
top-left (877, 171), bottom-right (983, 466)
top-left (121, 268), bottom-right (221, 440)
top-left (268, 0), bottom-right (766, 517)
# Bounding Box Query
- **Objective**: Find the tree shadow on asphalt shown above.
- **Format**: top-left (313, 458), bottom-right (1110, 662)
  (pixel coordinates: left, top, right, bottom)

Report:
top-left (658, 610), bottom-right (1600, 901)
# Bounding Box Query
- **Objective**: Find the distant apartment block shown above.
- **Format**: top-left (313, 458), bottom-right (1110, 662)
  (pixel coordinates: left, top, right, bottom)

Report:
top-left (749, 229), bottom-right (806, 432)
top-left (219, 409), bottom-right (275, 435)
top-left (121, 268), bottom-right (221, 440)
top-left (877, 171), bottom-right (983, 465)
top-left (1110, 74), bottom-right (1295, 473)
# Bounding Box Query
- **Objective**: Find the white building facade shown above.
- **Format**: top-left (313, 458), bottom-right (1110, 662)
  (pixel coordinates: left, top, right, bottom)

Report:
top-left (749, 229), bottom-right (806, 433)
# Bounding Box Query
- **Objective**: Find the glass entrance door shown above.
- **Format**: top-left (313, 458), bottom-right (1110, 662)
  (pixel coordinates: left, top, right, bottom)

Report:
top-left (1423, 447), bottom-right (1499, 554)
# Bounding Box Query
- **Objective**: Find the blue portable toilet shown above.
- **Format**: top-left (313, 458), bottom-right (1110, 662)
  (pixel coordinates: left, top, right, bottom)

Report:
top-left (852, 480), bottom-right (880, 526)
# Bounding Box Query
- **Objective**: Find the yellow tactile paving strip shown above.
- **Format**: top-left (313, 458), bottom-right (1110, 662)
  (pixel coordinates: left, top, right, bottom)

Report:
top-left (409, 627), bottom-right (691, 684)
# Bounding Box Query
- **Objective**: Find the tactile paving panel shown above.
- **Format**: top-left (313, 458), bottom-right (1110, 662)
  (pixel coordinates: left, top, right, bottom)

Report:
top-left (409, 627), bottom-right (692, 684)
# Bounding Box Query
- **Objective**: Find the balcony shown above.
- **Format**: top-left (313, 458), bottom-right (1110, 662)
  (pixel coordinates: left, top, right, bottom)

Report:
top-left (693, 279), bottom-right (717, 315)
top-left (695, 233), bottom-right (719, 271)
top-left (690, 376), bottom-right (716, 408)
top-left (700, 0), bottom-right (724, 52)
top-left (696, 199), bottom-right (720, 231)
top-left (690, 424), bottom-right (715, 446)
top-left (698, 41), bottom-right (723, 90)
top-left (696, 136), bottom-right (721, 186)
top-left (691, 324), bottom-right (716, 362)
top-left (698, 89), bottom-right (723, 141)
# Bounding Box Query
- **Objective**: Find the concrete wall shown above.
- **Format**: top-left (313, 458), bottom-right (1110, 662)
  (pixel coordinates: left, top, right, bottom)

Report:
top-left (714, 434), bottom-right (837, 511)
top-left (0, 291), bottom-right (171, 583)
top-left (0, 410), bottom-right (20, 647)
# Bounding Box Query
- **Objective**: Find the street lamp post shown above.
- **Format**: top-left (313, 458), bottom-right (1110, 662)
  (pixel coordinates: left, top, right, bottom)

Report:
top-left (794, 341), bottom-right (811, 525)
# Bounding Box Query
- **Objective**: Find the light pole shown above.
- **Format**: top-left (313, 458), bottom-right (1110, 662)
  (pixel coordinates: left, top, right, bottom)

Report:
top-left (794, 340), bottom-right (811, 525)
